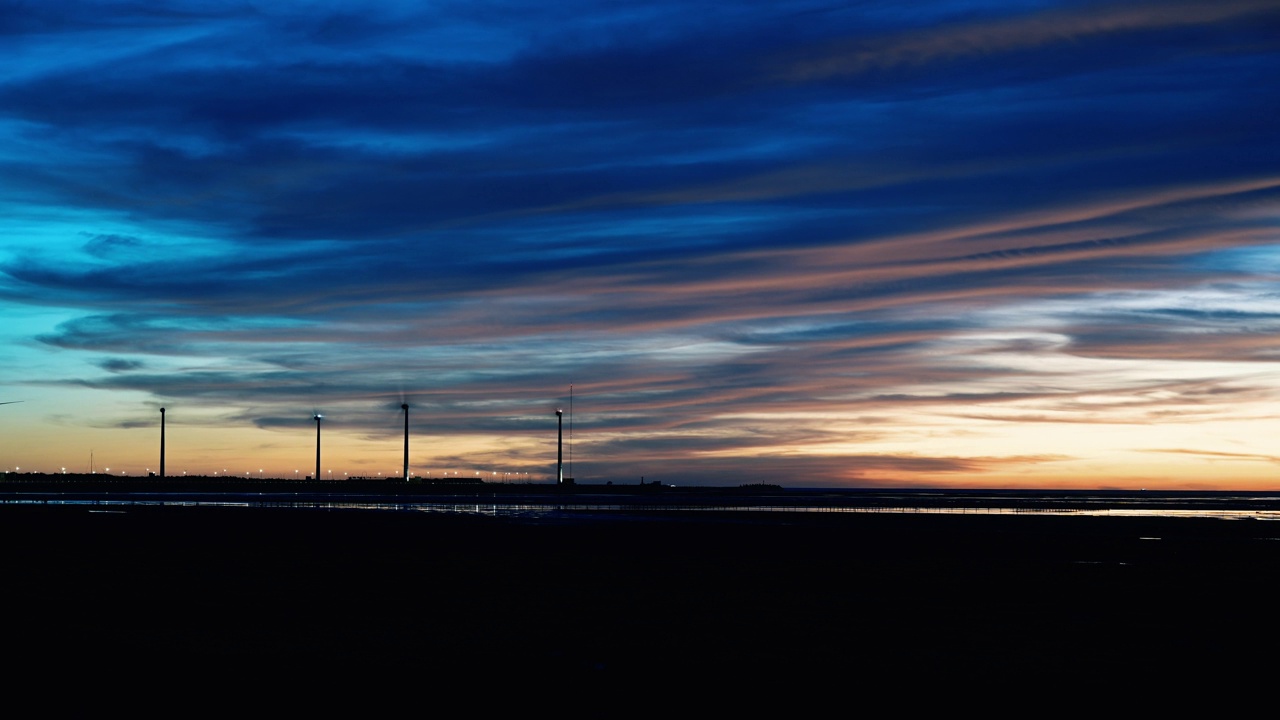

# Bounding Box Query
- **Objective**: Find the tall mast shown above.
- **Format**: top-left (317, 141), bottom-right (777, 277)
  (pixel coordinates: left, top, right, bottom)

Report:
top-left (556, 409), bottom-right (564, 484)
top-left (569, 384), bottom-right (573, 480)
top-left (314, 414), bottom-right (322, 481)
top-left (159, 407), bottom-right (166, 478)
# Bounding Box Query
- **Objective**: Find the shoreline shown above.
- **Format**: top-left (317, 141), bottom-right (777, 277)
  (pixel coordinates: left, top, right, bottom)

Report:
top-left (4, 475), bottom-right (1280, 510)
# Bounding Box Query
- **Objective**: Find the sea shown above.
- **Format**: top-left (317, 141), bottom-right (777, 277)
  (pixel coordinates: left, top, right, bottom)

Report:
top-left (3, 483), bottom-right (1279, 521)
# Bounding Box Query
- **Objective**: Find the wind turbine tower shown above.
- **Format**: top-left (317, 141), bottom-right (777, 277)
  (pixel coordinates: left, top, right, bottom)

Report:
top-left (401, 403), bottom-right (409, 481)
top-left (159, 407), bottom-right (166, 478)
top-left (314, 413), bottom-right (323, 481)
top-left (556, 408), bottom-right (564, 484)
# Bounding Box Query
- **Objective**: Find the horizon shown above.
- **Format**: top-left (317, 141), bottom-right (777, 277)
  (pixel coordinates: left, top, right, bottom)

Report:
top-left (3, 1), bottom-right (1280, 491)
top-left (5, 467), bottom-right (1280, 495)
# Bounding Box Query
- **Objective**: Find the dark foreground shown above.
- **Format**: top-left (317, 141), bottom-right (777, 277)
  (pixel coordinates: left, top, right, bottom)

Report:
top-left (3, 503), bottom-right (1277, 696)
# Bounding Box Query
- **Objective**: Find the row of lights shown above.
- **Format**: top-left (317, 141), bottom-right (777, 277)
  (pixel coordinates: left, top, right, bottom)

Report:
top-left (7, 466), bottom-right (541, 481)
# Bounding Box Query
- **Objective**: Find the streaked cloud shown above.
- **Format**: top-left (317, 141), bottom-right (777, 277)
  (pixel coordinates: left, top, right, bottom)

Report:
top-left (1, 0), bottom-right (1278, 488)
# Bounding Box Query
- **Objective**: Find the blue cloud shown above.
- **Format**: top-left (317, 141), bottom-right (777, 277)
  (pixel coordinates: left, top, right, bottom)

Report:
top-left (3, 0), bottom-right (1279, 486)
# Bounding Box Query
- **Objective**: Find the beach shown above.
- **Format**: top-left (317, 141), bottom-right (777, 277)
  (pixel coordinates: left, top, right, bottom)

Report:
top-left (3, 500), bottom-right (1277, 694)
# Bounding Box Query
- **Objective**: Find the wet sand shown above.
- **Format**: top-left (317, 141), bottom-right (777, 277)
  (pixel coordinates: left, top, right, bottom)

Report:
top-left (3, 502), bottom-right (1277, 692)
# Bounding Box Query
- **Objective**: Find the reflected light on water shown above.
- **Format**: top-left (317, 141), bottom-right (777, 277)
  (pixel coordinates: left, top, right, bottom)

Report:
top-left (3, 496), bottom-right (1280, 521)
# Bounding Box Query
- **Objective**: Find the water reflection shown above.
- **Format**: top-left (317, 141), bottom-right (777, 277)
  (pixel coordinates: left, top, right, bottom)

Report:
top-left (4, 493), bottom-right (1280, 521)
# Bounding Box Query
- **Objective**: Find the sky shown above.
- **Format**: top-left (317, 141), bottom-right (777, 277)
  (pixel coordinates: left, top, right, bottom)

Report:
top-left (2, 0), bottom-right (1279, 489)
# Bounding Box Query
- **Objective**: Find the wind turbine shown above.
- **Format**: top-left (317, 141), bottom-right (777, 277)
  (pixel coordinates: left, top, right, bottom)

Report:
top-left (159, 407), bottom-right (166, 479)
top-left (556, 408), bottom-right (564, 484)
top-left (401, 402), bottom-right (409, 481)
top-left (569, 384), bottom-right (573, 481)
top-left (314, 412), bottom-right (323, 481)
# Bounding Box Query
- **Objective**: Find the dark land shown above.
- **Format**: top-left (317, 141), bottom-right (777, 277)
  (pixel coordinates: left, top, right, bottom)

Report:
top-left (3, 480), bottom-right (1278, 697)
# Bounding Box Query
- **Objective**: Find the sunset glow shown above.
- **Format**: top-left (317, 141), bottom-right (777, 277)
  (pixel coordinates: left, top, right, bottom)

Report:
top-left (2, 0), bottom-right (1279, 489)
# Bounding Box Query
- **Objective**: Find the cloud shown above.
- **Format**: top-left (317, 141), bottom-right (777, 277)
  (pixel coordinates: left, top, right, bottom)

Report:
top-left (565, 451), bottom-right (1073, 488)
top-left (2, 1), bottom-right (1279, 487)
top-left (771, 0), bottom-right (1280, 84)
top-left (96, 357), bottom-right (146, 373)
top-left (1140, 448), bottom-right (1280, 463)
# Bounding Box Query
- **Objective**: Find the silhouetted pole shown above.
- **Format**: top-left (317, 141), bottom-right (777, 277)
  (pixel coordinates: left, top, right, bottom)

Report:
top-left (315, 414), bottom-right (322, 481)
top-left (569, 383), bottom-right (573, 480)
top-left (159, 407), bottom-right (166, 478)
top-left (556, 409), bottom-right (564, 484)
top-left (402, 403), bottom-right (409, 481)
